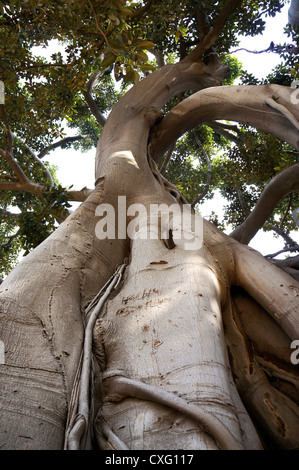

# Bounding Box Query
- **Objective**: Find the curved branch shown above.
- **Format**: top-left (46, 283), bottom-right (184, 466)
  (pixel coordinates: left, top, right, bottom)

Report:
top-left (82, 71), bottom-right (107, 127)
top-left (272, 255), bottom-right (299, 281)
top-left (150, 85), bottom-right (299, 162)
top-left (38, 135), bottom-right (88, 159)
top-left (230, 164), bottom-right (299, 244)
top-left (0, 149), bottom-right (29, 184)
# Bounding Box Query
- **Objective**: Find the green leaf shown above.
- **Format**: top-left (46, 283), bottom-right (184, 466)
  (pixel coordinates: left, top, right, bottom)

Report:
top-left (136, 41), bottom-right (155, 50)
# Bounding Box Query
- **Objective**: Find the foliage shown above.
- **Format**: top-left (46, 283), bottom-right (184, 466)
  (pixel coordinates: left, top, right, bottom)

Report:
top-left (0, 0), bottom-right (298, 277)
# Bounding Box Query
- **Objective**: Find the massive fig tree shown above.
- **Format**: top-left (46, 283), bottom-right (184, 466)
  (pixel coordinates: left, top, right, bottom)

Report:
top-left (0, 0), bottom-right (299, 450)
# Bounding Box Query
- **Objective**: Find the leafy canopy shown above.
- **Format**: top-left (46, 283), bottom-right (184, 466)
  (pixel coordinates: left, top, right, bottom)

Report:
top-left (0, 0), bottom-right (298, 276)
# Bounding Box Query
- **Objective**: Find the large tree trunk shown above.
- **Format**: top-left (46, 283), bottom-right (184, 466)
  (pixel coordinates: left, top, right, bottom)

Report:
top-left (1, 51), bottom-right (299, 450)
top-left (92, 231), bottom-right (262, 450)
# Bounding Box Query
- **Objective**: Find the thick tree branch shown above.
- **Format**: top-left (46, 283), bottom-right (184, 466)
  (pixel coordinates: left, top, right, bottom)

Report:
top-left (230, 163), bottom-right (299, 244)
top-left (232, 240), bottom-right (299, 340)
top-left (0, 179), bottom-right (45, 195)
top-left (0, 149), bottom-right (30, 184)
top-left (195, 10), bottom-right (211, 39)
top-left (150, 85), bottom-right (299, 162)
top-left (271, 255), bottom-right (299, 281)
top-left (184, 0), bottom-right (243, 62)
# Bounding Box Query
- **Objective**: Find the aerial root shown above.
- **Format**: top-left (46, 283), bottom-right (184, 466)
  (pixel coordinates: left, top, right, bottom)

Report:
top-left (101, 374), bottom-right (243, 450)
top-left (223, 294), bottom-right (299, 449)
top-left (94, 416), bottom-right (129, 450)
top-left (63, 264), bottom-right (127, 450)
top-left (265, 96), bottom-right (299, 132)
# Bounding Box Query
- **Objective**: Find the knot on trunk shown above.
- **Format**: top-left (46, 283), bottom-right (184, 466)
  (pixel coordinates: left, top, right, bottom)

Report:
top-left (144, 106), bottom-right (164, 127)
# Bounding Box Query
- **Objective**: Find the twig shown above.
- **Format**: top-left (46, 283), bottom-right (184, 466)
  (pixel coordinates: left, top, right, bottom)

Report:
top-left (88, 0), bottom-right (110, 46)
top-left (38, 135), bottom-right (88, 159)
top-left (230, 44), bottom-right (299, 55)
top-left (280, 194), bottom-right (293, 229)
top-left (185, 0), bottom-right (243, 62)
top-left (130, 0), bottom-right (156, 19)
top-left (265, 246), bottom-right (299, 259)
top-left (1, 229), bottom-right (20, 249)
top-left (0, 208), bottom-right (20, 219)
top-left (11, 133), bottom-right (53, 188)
top-left (270, 225), bottom-right (297, 247)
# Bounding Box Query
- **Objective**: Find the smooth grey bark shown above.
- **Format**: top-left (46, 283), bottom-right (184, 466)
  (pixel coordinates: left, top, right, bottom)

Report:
top-left (289, 0), bottom-right (299, 26)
